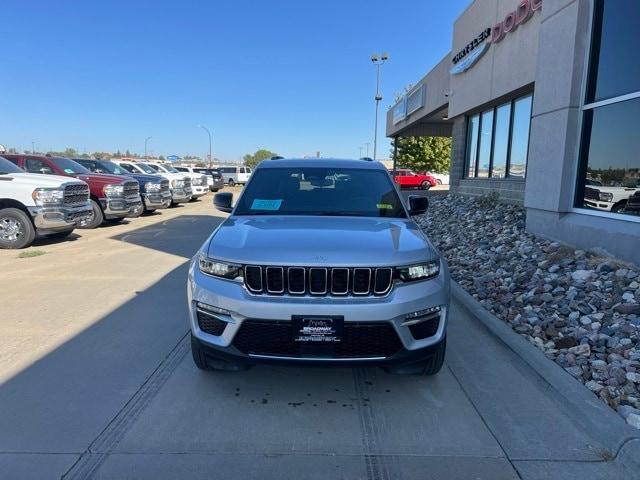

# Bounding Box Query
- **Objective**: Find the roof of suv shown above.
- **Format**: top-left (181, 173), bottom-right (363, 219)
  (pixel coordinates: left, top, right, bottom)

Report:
top-left (256, 158), bottom-right (385, 170)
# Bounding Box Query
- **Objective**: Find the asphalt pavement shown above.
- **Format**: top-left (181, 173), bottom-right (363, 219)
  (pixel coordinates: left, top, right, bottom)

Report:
top-left (0, 190), bottom-right (635, 479)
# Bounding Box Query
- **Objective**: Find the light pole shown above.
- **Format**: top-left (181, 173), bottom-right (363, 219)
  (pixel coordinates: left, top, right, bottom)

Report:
top-left (198, 125), bottom-right (212, 168)
top-left (359, 146), bottom-right (363, 158)
top-left (144, 136), bottom-right (152, 162)
top-left (371, 52), bottom-right (389, 161)
top-left (365, 142), bottom-right (370, 158)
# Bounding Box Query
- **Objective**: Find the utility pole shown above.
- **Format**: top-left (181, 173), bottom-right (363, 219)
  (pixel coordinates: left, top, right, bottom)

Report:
top-left (371, 52), bottom-right (389, 161)
top-left (198, 125), bottom-right (213, 168)
top-left (365, 142), bottom-right (370, 158)
top-left (144, 136), bottom-right (152, 162)
top-left (359, 146), bottom-right (363, 158)
top-left (32, 141), bottom-right (35, 154)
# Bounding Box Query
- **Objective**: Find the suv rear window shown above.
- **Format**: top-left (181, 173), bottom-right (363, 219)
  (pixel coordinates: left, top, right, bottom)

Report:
top-left (235, 167), bottom-right (406, 218)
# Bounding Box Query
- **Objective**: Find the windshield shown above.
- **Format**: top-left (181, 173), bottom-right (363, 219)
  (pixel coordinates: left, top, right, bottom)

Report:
top-left (97, 161), bottom-right (130, 175)
top-left (161, 165), bottom-right (180, 173)
top-left (50, 157), bottom-right (90, 174)
top-left (235, 167), bottom-right (406, 218)
top-left (0, 156), bottom-right (24, 174)
top-left (139, 163), bottom-right (160, 174)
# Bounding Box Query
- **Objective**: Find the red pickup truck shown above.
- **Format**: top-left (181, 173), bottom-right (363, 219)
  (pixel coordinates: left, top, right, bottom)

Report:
top-left (390, 169), bottom-right (437, 190)
top-left (4, 155), bottom-right (143, 228)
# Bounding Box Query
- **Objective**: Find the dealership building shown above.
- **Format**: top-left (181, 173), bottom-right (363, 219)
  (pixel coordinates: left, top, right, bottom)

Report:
top-left (387, 0), bottom-right (640, 264)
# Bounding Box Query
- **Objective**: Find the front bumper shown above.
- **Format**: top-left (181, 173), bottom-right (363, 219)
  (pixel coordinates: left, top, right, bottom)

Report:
top-left (143, 191), bottom-right (172, 210)
top-left (171, 188), bottom-right (192, 204)
top-left (584, 199), bottom-right (613, 211)
top-left (28, 204), bottom-right (94, 234)
top-left (100, 196), bottom-right (143, 219)
top-left (191, 185), bottom-right (208, 197)
top-left (187, 259), bottom-right (450, 366)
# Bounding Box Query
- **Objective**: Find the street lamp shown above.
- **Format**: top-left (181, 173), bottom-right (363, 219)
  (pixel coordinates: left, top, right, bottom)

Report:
top-left (198, 125), bottom-right (213, 168)
top-left (144, 136), bottom-right (152, 162)
top-left (371, 52), bottom-right (389, 161)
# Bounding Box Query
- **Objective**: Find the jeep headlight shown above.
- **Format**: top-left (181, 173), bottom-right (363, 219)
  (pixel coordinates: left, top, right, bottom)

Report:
top-left (145, 182), bottom-right (162, 192)
top-left (598, 192), bottom-right (613, 202)
top-left (397, 261), bottom-right (440, 282)
top-left (198, 254), bottom-right (242, 279)
top-left (32, 188), bottom-right (65, 205)
top-left (103, 184), bottom-right (124, 197)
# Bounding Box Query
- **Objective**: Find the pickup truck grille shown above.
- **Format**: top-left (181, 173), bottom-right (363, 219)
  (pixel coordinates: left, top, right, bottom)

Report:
top-left (244, 266), bottom-right (394, 297)
top-left (584, 187), bottom-right (599, 201)
top-left (63, 183), bottom-right (90, 206)
top-left (183, 177), bottom-right (192, 188)
top-left (123, 181), bottom-right (140, 197)
top-left (160, 179), bottom-right (170, 193)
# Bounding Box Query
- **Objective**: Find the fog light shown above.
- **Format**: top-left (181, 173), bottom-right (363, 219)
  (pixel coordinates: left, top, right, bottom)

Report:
top-left (196, 302), bottom-right (232, 316)
top-left (403, 306), bottom-right (442, 326)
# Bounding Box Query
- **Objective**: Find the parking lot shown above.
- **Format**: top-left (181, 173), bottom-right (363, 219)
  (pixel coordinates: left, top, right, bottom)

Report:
top-left (0, 187), bottom-right (635, 480)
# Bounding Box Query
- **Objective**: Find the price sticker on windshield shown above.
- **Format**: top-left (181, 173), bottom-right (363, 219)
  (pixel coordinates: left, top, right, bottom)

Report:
top-left (251, 199), bottom-right (282, 210)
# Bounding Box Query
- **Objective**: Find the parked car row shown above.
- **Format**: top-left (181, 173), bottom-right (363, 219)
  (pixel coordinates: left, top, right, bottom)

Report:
top-left (0, 154), bottom-right (220, 249)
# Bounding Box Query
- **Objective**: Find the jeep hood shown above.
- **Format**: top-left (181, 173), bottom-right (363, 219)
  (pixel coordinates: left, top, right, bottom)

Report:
top-left (207, 216), bottom-right (438, 267)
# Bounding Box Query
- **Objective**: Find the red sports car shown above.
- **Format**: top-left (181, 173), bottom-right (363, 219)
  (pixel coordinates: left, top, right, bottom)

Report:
top-left (390, 169), bottom-right (437, 190)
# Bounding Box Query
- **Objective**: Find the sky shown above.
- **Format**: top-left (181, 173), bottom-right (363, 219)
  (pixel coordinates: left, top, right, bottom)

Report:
top-left (0, 0), bottom-right (469, 162)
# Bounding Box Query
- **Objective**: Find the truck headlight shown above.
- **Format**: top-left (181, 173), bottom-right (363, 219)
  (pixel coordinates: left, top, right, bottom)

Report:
top-left (103, 184), bottom-right (124, 197)
top-left (145, 182), bottom-right (162, 192)
top-left (198, 254), bottom-right (242, 279)
top-left (397, 261), bottom-right (440, 282)
top-left (32, 188), bottom-right (65, 205)
top-left (598, 192), bottom-right (613, 202)
top-left (171, 179), bottom-right (185, 188)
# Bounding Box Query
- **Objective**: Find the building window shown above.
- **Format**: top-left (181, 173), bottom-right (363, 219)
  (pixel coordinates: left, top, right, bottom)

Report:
top-left (576, 0), bottom-right (640, 217)
top-left (465, 94), bottom-right (532, 179)
top-left (492, 103), bottom-right (511, 178)
top-left (477, 109), bottom-right (493, 178)
top-left (466, 114), bottom-right (480, 177)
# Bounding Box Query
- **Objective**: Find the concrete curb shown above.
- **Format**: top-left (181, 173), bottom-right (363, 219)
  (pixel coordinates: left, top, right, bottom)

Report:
top-left (451, 280), bottom-right (640, 465)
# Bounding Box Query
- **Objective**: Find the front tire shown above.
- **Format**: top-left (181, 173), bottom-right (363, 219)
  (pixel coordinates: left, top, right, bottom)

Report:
top-left (385, 338), bottom-right (446, 376)
top-left (436, 179), bottom-right (443, 185)
top-left (228, 179), bottom-right (235, 187)
top-left (191, 334), bottom-right (249, 372)
top-left (421, 181), bottom-right (432, 191)
top-left (0, 208), bottom-right (35, 249)
top-left (78, 199), bottom-right (104, 229)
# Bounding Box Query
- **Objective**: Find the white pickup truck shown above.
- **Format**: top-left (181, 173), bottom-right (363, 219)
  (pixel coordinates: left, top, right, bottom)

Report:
top-left (0, 156), bottom-right (93, 249)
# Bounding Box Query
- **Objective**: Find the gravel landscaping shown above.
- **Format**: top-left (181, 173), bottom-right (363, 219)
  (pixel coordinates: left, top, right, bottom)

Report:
top-left (416, 193), bottom-right (640, 429)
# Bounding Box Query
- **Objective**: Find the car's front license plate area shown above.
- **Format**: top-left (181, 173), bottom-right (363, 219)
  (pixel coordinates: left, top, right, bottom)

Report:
top-left (292, 316), bottom-right (344, 343)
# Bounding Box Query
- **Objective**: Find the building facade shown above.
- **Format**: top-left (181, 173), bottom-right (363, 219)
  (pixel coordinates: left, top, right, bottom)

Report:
top-left (387, 0), bottom-right (640, 264)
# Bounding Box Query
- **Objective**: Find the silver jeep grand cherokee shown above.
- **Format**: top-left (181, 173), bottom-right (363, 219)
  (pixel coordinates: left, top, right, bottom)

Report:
top-left (187, 158), bottom-right (450, 375)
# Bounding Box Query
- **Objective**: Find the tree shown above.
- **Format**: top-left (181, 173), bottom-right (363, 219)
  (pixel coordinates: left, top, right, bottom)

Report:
top-left (243, 149), bottom-right (278, 169)
top-left (391, 136), bottom-right (451, 173)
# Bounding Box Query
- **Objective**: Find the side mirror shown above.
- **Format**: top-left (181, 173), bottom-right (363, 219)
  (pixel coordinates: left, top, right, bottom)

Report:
top-left (408, 195), bottom-right (429, 215)
top-left (214, 192), bottom-right (233, 213)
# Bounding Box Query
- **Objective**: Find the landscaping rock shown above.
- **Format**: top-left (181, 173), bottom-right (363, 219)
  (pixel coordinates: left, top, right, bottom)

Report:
top-left (417, 194), bottom-right (640, 428)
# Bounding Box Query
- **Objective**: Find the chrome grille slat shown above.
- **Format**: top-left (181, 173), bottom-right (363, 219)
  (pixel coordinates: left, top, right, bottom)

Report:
top-left (63, 183), bottom-right (90, 206)
top-left (352, 268), bottom-right (372, 295)
top-left (309, 268), bottom-right (328, 295)
top-left (243, 266), bottom-right (393, 297)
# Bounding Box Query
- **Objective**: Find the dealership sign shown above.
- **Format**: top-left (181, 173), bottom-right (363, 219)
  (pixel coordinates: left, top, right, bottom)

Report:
top-left (451, 0), bottom-right (542, 75)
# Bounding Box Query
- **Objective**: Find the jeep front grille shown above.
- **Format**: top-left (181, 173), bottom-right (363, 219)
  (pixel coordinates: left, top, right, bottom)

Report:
top-left (244, 266), bottom-right (394, 297)
top-left (63, 183), bottom-right (90, 206)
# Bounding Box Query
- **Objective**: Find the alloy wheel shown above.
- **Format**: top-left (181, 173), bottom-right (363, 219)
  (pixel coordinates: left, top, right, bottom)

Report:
top-left (0, 217), bottom-right (23, 242)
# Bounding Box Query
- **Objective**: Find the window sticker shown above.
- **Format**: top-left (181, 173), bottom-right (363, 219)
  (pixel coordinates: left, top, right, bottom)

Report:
top-left (64, 168), bottom-right (75, 174)
top-left (377, 203), bottom-right (393, 210)
top-left (251, 199), bottom-right (282, 210)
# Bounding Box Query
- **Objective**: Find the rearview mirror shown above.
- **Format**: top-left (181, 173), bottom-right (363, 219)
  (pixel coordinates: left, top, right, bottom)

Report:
top-left (408, 195), bottom-right (429, 216)
top-left (214, 192), bottom-right (233, 213)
